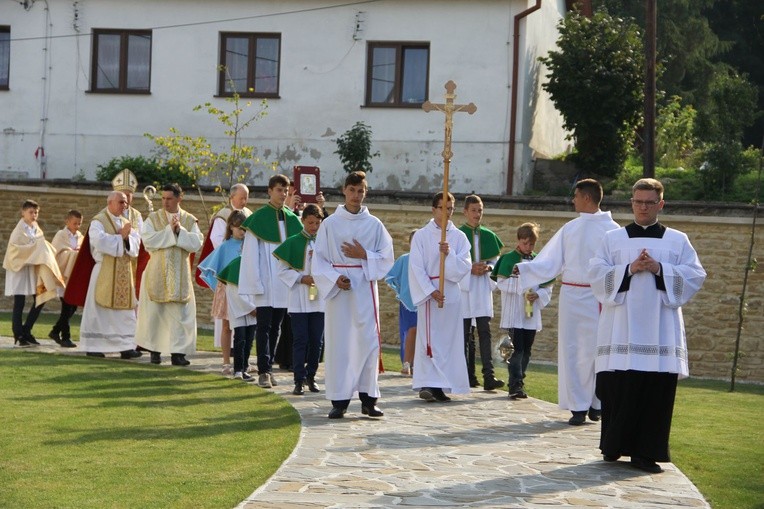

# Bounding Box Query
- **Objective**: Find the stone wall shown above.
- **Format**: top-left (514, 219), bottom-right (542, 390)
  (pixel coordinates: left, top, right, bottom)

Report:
top-left (1, 184), bottom-right (761, 383)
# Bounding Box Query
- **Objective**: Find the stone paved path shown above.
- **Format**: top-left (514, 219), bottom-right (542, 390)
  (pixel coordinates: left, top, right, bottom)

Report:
top-left (2, 338), bottom-right (710, 508)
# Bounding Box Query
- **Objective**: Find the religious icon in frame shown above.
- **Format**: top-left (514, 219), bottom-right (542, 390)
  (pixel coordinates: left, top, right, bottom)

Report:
top-left (293, 166), bottom-right (320, 203)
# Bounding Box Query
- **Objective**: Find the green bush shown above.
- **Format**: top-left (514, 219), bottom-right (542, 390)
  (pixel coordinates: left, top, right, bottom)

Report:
top-left (96, 155), bottom-right (195, 188)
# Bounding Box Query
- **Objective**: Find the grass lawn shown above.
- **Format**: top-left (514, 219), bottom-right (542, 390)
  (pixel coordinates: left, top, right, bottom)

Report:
top-left (1, 314), bottom-right (299, 509)
top-left (2, 312), bottom-right (763, 509)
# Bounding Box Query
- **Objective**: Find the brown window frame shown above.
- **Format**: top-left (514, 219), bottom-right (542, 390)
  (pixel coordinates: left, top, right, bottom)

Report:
top-left (218, 32), bottom-right (281, 98)
top-left (90, 28), bottom-right (152, 94)
top-left (365, 41), bottom-right (430, 108)
top-left (0, 26), bottom-right (9, 90)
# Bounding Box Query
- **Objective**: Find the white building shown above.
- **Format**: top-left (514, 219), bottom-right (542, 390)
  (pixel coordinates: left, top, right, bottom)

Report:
top-left (0, 0), bottom-right (571, 195)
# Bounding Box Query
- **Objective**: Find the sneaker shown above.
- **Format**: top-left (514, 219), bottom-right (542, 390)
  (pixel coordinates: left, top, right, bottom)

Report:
top-left (241, 372), bottom-right (256, 382)
top-left (483, 376), bottom-right (505, 391)
top-left (400, 362), bottom-right (411, 376)
top-left (233, 371), bottom-right (243, 380)
top-left (292, 383), bottom-right (304, 395)
top-left (269, 373), bottom-right (278, 387)
top-left (258, 373), bottom-right (272, 388)
top-left (221, 363), bottom-right (233, 376)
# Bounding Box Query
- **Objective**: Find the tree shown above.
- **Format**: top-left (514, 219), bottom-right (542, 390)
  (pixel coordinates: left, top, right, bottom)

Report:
top-left (145, 69), bottom-right (269, 206)
top-left (540, 10), bottom-right (644, 177)
top-left (695, 70), bottom-right (758, 196)
top-left (593, 0), bottom-right (728, 107)
top-left (334, 122), bottom-right (380, 174)
top-left (656, 95), bottom-right (696, 167)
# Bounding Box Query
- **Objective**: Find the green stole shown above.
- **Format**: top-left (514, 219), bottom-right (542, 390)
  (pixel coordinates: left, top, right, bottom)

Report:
top-left (242, 203), bottom-right (302, 243)
top-left (491, 249), bottom-right (554, 287)
top-left (459, 224), bottom-right (504, 262)
top-left (217, 256), bottom-right (241, 285)
top-left (272, 231), bottom-right (314, 271)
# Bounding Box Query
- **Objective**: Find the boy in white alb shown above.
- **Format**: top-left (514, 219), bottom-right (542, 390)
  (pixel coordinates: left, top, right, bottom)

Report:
top-left (313, 171), bottom-right (394, 419)
top-left (409, 192), bottom-right (472, 403)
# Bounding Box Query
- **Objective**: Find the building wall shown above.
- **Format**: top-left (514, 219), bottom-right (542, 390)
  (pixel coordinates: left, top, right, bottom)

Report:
top-left (1, 185), bottom-right (761, 383)
top-left (0, 0), bottom-right (567, 195)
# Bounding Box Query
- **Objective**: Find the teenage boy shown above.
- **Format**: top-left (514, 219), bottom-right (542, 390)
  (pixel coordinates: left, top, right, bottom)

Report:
top-left (313, 171), bottom-right (394, 419)
top-left (3, 200), bottom-right (64, 346)
top-left (409, 192), bottom-right (472, 403)
top-left (239, 174), bottom-right (303, 388)
top-left (48, 209), bottom-right (84, 348)
top-left (515, 179), bottom-right (619, 425)
top-left (458, 195), bottom-right (505, 390)
top-left (274, 204), bottom-right (326, 395)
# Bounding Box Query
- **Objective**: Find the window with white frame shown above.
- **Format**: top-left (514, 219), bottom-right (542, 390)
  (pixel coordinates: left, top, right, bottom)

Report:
top-left (365, 42), bottom-right (429, 107)
top-left (219, 32), bottom-right (280, 97)
top-left (91, 29), bottom-right (151, 93)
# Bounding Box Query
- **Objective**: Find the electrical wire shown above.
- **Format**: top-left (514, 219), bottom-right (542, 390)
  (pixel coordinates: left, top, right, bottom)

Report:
top-left (7, 0), bottom-right (383, 43)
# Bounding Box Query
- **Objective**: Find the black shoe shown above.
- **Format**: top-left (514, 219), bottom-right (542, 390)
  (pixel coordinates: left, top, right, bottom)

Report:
top-left (25, 334), bottom-right (40, 345)
top-left (86, 352), bottom-right (106, 358)
top-left (14, 337), bottom-right (33, 347)
top-left (432, 388), bottom-right (452, 402)
top-left (568, 411), bottom-right (587, 426)
top-left (630, 456), bottom-right (663, 474)
top-left (508, 385), bottom-right (526, 400)
top-left (120, 349), bottom-right (142, 359)
top-left (328, 407), bottom-right (346, 419)
top-left (48, 329), bottom-right (61, 341)
top-left (171, 354), bottom-right (190, 366)
top-left (306, 376), bottom-right (320, 393)
top-left (418, 388), bottom-right (436, 402)
top-left (361, 405), bottom-right (384, 417)
top-left (136, 345), bottom-right (151, 352)
top-left (588, 407), bottom-right (601, 421)
top-left (292, 383), bottom-right (304, 396)
top-left (56, 337), bottom-right (77, 348)
top-left (150, 352), bottom-right (162, 364)
top-left (603, 454), bottom-right (621, 462)
top-left (469, 377), bottom-right (480, 388)
top-left (483, 376), bottom-right (505, 391)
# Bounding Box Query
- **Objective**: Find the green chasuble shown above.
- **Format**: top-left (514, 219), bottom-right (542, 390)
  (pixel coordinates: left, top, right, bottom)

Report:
top-left (458, 224), bottom-right (504, 262)
top-left (272, 231), bottom-right (314, 271)
top-left (217, 256), bottom-right (242, 285)
top-left (242, 203), bottom-right (302, 243)
top-left (491, 249), bottom-right (554, 287)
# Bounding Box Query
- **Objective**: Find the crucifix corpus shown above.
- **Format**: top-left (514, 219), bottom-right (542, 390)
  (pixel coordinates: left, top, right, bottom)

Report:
top-left (422, 80), bottom-right (477, 307)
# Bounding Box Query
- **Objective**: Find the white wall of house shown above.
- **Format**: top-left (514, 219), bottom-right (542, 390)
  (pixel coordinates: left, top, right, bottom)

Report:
top-left (0, 0), bottom-right (567, 195)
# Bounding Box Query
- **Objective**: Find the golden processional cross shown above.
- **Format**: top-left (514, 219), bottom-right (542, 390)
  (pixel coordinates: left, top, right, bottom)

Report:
top-left (422, 80), bottom-right (477, 307)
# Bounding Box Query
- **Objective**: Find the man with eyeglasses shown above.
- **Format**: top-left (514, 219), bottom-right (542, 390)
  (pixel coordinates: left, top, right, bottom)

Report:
top-left (589, 178), bottom-right (705, 474)
top-left (515, 179), bottom-right (619, 425)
